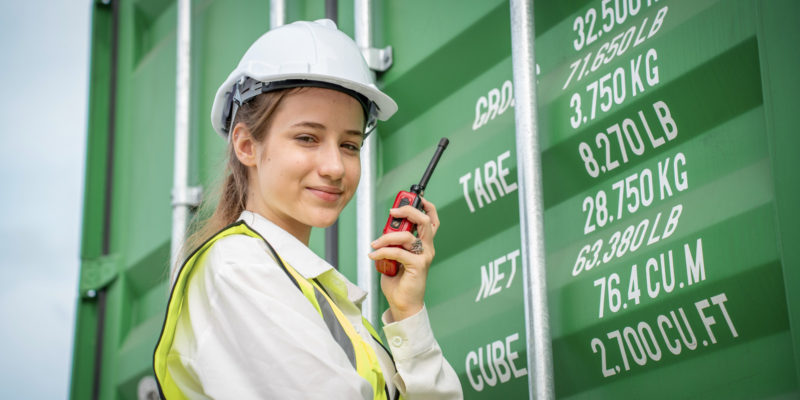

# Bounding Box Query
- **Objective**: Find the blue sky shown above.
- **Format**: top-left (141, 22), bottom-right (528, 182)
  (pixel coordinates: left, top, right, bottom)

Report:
top-left (0, 1), bottom-right (90, 398)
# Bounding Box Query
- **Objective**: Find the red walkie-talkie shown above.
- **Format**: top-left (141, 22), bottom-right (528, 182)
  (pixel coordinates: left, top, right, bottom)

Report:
top-left (376, 138), bottom-right (449, 276)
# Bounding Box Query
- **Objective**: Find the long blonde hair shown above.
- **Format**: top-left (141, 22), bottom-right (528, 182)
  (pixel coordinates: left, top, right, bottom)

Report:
top-left (175, 87), bottom-right (303, 277)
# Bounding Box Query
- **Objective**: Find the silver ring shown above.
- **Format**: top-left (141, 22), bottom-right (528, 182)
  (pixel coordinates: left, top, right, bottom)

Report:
top-left (410, 238), bottom-right (423, 255)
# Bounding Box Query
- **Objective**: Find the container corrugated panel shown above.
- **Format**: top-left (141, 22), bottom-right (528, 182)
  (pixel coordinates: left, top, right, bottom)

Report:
top-left (72, 0), bottom-right (800, 399)
top-left (537, 0), bottom-right (800, 398)
top-left (374, 1), bottom-right (529, 397)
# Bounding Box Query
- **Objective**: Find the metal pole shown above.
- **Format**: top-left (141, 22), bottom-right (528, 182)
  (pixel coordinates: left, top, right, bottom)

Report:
top-left (92, 1), bottom-right (119, 397)
top-left (325, 0), bottom-right (338, 23)
top-left (270, 0), bottom-right (286, 29)
top-left (170, 0), bottom-right (193, 272)
top-left (324, 0), bottom-right (340, 270)
top-left (354, 0), bottom-right (379, 325)
top-left (509, 0), bottom-right (555, 398)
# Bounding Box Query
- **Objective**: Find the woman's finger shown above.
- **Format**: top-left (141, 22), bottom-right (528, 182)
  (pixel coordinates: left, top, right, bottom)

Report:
top-left (418, 197), bottom-right (440, 237)
top-left (389, 205), bottom-right (431, 229)
top-left (368, 246), bottom-right (424, 268)
top-left (371, 231), bottom-right (418, 250)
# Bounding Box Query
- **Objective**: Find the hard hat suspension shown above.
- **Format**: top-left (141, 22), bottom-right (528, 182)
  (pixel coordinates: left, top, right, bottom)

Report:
top-left (222, 77), bottom-right (379, 138)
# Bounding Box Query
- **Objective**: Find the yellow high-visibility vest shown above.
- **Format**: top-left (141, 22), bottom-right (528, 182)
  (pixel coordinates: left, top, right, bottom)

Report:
top-left (153, 221), bottom-right (398, 399)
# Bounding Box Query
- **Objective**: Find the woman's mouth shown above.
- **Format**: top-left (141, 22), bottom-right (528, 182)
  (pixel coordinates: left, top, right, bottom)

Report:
top-left (307, 186), bottom-right (343, 202)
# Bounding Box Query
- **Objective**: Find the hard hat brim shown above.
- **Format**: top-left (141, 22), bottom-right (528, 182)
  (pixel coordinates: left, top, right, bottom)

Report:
top-left (211, 72), bottom-right (397, 139)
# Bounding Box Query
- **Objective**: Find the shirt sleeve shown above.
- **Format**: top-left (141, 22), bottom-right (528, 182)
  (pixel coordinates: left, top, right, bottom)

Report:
top-left (382, 306), bottom-right (464, 400)
top-left (179, 235), bottom-right (374, 400)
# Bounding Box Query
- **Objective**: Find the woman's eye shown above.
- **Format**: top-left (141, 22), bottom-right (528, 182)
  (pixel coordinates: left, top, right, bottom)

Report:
top-left (295, 135), bottom-right (316, 143)
top-left (342, 142), bottom-right (361, 152)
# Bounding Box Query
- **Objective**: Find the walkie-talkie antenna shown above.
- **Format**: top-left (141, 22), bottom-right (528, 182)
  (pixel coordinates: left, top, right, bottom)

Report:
top-left (411, 138), bottom-right (449, 207)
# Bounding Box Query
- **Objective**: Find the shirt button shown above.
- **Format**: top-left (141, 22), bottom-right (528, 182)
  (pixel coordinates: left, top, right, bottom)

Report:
top-left (391, 336), bottom-right (403, 347)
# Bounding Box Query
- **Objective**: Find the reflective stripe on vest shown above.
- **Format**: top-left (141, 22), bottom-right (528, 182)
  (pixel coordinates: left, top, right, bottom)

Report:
top-left (153, 221), bottom-right (396, 400)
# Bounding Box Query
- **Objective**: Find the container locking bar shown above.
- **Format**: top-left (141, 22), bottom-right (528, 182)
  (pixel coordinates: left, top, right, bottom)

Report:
top-left (509, 0), bottom-right (555, 398)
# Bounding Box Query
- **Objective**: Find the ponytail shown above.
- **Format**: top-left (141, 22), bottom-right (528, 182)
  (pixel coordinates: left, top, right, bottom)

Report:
top-left (173, 87), bottom-right (302, 280)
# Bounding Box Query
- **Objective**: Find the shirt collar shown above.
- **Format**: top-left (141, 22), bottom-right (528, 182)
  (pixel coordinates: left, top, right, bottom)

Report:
top-left (325, 269), bottom-right (369, 307)
top-left (238, 210), bottom-right (332, 279)
top-left (345, 278), bottom-right (368, 307)
top-left (237, 211), bottom-right (370, 306)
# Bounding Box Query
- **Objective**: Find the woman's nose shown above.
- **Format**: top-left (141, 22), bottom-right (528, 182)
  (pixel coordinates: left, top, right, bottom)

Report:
top-left (317, 142), bottom-right (345, 180)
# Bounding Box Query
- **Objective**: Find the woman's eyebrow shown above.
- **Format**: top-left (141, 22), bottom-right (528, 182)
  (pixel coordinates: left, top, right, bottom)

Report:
top-left (291, 121), bottom-right (363, 137)
top-left (291, 121), bottom-right (326, 130)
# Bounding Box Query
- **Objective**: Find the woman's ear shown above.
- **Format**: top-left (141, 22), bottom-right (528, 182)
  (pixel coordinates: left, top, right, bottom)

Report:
top-left (232, 122), bottom-right (258, 167)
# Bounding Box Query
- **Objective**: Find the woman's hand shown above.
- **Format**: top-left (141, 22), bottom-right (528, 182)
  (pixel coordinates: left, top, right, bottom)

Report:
top-left (369, 197), bottom-right (440, 322)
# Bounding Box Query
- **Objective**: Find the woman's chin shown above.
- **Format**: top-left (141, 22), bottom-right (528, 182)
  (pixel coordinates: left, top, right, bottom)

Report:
top-left (307, 211), bottom-right (342, 228)
top-left (312, 220), bottom-right (336, 229)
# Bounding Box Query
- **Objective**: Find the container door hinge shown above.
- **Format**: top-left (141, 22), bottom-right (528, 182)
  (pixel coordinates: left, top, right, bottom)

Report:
top-left (171, 186), bottom-right (203, 208)
top-left (361, 46), bottom-right (393, 72)
top-left (80, 254), bottom-right (121, 297)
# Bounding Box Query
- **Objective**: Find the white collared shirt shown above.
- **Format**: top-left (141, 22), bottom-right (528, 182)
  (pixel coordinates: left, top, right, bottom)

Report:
top-left (167, 210), bottom-right (463, 399)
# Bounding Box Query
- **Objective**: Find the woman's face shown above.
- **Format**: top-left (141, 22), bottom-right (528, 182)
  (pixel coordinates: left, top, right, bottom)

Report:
top-left (247, 87), bottom-right (364, 243)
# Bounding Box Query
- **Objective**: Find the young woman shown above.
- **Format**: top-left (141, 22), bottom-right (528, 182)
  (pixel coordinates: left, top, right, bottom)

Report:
top-left (154, 19), bottom-right (463, 399)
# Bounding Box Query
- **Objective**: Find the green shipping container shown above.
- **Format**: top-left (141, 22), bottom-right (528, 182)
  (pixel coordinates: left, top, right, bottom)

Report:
top-left (72, 0), bottom-right (800, 398)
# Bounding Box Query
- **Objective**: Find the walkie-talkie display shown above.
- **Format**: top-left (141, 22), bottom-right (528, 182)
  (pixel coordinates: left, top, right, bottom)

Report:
top-left (376, 138), bottom-right (449, 276)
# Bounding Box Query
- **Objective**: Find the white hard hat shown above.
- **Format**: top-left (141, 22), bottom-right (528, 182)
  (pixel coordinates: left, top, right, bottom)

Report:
top-left (210, 19), bottom-right (397, 139)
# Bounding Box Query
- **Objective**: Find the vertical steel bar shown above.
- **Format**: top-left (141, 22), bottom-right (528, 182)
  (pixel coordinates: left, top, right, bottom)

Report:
top-left (509, 0), bottom-right (555, 398)
top-left (270, 0), bottom-right (286, 29)
top-left (92, 0), bottom-right (120, 397)
top-left (101, 0), bottom-right (119, 257)
top-left (325, 0), bottom-right (340, 270)
top-left (325, 0), bottom-right (338, 24)
top-left (170, 0), bottom-right (192, 271)
top-left (90, 289), bottom-right (107, 400)
top-left (354, 0), bottom-right (379, 325)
